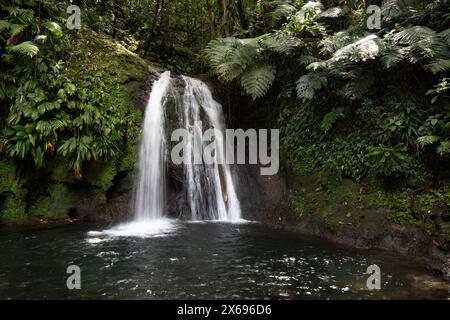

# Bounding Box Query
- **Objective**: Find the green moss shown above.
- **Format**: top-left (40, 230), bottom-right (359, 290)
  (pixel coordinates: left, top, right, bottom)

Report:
top-left (2, 194), bottom-right (28, 221)
top-left (49, 158), bottom-right (75, 183)
top-left (0, 160), bottom-right (21, 194)
top-left (287, 168), bottom-right (449, 237)
top-left (0, 161), bottom-right (29, 221)
top-left (85, 161), bottom-right (117, 190)
top-left (29, 184), bottom-right (74, 218)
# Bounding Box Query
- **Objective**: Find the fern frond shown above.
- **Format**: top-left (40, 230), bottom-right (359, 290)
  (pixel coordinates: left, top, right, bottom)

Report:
top-left (5, 7), bottom-right (34, 22)
top-left (380, 42), bottom-right (407, 68)
top-left (262, 33), bottom-right (301, 54)
top-left (381, 0), bottom-right (413, 22)
top-left (392, 26), bottom-right (446, 60)
top-left (205, 37), bottom-right (258, 82)
top-left (240, 64), bottom-right (276, 100)
top-left (320, 31), bottom-right (356, 55)
top-left (268, 1), bottom-right (297, 23)
top-left (44, 21), bottom-right (63, 39)
top-left (0, 20), bottom-right (26, 38)
top-left (321, 108), bottom-right (344, 132)
top-left (440, 29), bottom-right (450, 46)
top-left (6, 41), bottom-right (39, 57)
top-left (437, 141), bottom-right (450, 156)
top-left (330, 35), bottom-right (381, 64)
top-left (417, 135), bottom-right (441, 147)
top-left (0, 20), bottom-right (12, 32)
top-left (296, 72), bottom-right (328, 102)
top-left (319, 6), bottom-right (347, 18)
top-left (428, 59), bottom-right (450, 74)
top-left (298, 55), bottom-right (321, 66)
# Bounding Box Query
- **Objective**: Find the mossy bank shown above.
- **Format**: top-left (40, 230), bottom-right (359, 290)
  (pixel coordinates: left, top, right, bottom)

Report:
top-left (262, 168), bottom-right (450, 280)
top-left (0, 30), bottom-right (160, 225)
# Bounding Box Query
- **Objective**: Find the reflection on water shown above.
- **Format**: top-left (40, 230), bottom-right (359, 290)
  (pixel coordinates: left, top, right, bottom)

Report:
top-left (0, 221), bottom-right (448, 299)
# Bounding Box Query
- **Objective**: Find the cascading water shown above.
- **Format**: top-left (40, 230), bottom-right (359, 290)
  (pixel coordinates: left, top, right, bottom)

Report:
top-left (134, 72), bottom-right (241, 222)
top-left (88, 72), bottom-right (242, 239)
top-left (179, 76), bottom-right (241, 221)
top-left (133, 71), bottom-right (171, 221)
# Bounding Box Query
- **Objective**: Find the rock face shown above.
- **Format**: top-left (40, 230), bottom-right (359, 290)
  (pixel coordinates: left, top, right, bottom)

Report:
top-left (234, 164), bottom-right (286, 221)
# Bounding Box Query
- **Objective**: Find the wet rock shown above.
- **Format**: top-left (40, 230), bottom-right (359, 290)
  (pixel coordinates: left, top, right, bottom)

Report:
top-left (234, 164), bottom-right (287, 221)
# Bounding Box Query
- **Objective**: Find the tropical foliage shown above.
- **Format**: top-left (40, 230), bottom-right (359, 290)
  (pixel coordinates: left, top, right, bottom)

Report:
top-left (205, 0), bottom-right (450, 184)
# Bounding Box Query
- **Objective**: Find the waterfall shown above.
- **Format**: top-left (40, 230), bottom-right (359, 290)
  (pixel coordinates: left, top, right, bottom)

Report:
top-left (133, 72), bottom-right (241, 222)
top-left (133, 71), bottom-right (171, 221)
top-left (179, 76), bottom-right (241, 221)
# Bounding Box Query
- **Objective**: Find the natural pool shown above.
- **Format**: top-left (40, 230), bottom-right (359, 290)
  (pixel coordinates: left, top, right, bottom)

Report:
top-left (0, 220), bottom-right (448, 299)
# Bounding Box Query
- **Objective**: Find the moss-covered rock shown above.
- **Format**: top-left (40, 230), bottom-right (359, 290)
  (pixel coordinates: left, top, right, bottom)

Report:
top-left (49, 158), bottom-right (76, 184)
top-left (2, 194), bottom-right (28, 221)
top-left (0, 161), bottom-right (28, 221)
top-left (84, 161), bottom-right (117, 191)
top-left (29, 184), bottom-right (74, 218)
top-left (0, 29), bottom-right (158, 224)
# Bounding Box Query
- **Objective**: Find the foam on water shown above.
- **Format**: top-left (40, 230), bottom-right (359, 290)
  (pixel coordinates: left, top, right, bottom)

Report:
top-left (86, 219), bottom-right (178, 239)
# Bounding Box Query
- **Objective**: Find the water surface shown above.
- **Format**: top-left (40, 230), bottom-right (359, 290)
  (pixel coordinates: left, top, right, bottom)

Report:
top-left (0, 221), bottom-right (448, 299)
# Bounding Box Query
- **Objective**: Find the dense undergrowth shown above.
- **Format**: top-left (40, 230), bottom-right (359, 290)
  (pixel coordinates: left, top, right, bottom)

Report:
top-left (0, 1), bottom-right (153, 220)
top-left (204, 0), bottom-right (450, 236)
top-left (0, 0), bottom-right (449, 237)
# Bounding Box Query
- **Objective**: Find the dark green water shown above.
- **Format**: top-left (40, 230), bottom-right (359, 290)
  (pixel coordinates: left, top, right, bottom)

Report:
top-left (0, 220), bottom-right (448, 299)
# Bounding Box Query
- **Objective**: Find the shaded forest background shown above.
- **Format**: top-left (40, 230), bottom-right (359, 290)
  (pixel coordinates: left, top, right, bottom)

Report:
top-left (0, 0), bottom-right (449, 234)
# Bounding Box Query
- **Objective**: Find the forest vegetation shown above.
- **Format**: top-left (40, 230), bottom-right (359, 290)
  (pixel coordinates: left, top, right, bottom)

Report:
top-left (0, 0), bottom-right (449, 239)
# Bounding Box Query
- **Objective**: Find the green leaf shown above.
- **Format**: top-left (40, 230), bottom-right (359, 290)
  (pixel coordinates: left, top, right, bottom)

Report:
top-left (321, 108), bottom-right (345, 132)
top-left (296, 73), bottom-right (328, 102)
top-left (417, 135), bottom-right (440, 147)
top-left (44, 21), bottom-right (63, 39)
top-left (7, 41), bottom-right (39, 57)
top-left (240, 64), bottom-right (276, 100)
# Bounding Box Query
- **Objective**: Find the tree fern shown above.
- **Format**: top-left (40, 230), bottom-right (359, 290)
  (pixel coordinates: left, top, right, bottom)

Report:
top-left (321, 108), bottom-right (344, 132)
top-left (380, 0), bottom-right (422, 22)
top-left (267, 0), bottom-right (297, 24)
top-left (319, 31), bottom-right (356, 55)
top-left (43, 21), bottom-right (63, 39)
top-left (205, 37), bottom-right (258, 81)
top-left (380, 41), bottom-right (407, 69)
top-left (437, 141), bottom-right (450, 156)
top-left (319, 6), bottom-right (347, 19)
top-left (240, 64), bottom-right (276, 100)
top-left (329, 35), bottom-right (381, 64)
top-left (417, 135), bottom-right (441, 147)
top-left (296, 72), bottom-right (328, 102)
top-left (262, 33), bottom-right (301, 54)
top-left (6, 41), bottom-right (39, 57)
